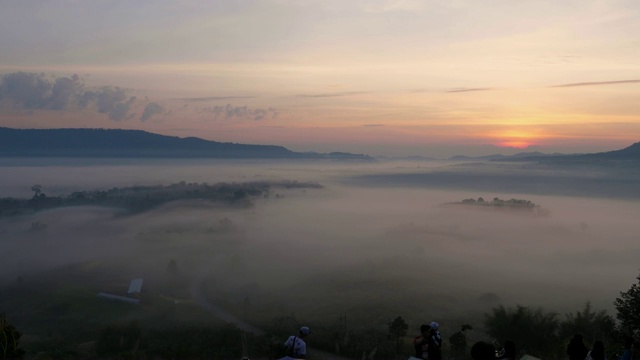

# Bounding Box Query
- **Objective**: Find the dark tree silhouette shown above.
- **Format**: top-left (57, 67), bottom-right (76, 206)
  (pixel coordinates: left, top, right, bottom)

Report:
top-left (1, 313), bottom-right (25, 359)
top-left (560, 302), bottom-right (615, 345)
top-left (614, 272), bottom-right (640, 336)
top-left (449, 324), bottom-right (473, 356)
top-left (30, 184), bottom-right (42, 198)
top-left (485, 305), bottom-right (559, 358)
top-left (388, 316), bottom-right (408, 356)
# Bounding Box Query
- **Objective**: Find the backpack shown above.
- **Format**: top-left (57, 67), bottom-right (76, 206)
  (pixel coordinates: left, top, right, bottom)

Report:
top-left (287, 336), bottom-right (298, 357)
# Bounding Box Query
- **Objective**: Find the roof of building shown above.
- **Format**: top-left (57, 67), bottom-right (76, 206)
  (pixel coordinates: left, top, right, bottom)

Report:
top-left (127, 278), bottom-right (143, 294)
top-left (97, 292), bottom-right (140, 304)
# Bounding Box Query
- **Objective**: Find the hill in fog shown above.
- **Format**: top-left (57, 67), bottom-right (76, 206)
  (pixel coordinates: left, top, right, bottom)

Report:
top-left (0, 127), bottom-right (373, 160)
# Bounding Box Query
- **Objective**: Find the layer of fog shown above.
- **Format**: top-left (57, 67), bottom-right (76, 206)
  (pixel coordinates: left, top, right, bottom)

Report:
top-left (1, 158), bottom-right (639, 329)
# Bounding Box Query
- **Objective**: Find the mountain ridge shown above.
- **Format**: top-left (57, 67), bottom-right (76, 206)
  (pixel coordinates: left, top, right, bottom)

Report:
top-left (0, 127), bottom-right (373, 160)
top-left (447, 143), bottom-right (640, 163)
top-left (493, 142), bottom-right (640, 163)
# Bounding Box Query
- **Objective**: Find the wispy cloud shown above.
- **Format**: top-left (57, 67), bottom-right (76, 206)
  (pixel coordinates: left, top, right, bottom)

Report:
top-left (296, 91), bottom-right (369, 98)
top-left (177, 96), bottom-right (255, 102)
top-left (203, 104), bottom-right (278, 121)
top-left (551, 79), bottom-right (640, 88)
top-left (363, 124), bottom-right (385, 127)
top-left (445, 88), bottom-right (492, 93)
top-left (140, 102), bottom-right (165, 122)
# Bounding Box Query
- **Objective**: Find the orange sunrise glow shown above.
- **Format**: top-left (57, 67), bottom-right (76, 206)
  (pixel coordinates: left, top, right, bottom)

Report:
top-left (2, 3), bottom-right (640, 359)
top-left (496, 141), bottom-right (534, 149)
top-left (0, 0), bottom-right (639, 157)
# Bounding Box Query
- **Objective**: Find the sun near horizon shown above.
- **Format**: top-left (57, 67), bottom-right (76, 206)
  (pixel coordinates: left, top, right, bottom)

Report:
top-left (1, 1), bottom-right (639, 157)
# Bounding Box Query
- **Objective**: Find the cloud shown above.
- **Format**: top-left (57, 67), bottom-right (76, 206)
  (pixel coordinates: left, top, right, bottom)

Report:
top-left (88, 87), bottom-right (136, 121)
top-left (550, 79), bottom-right (640, 88)
top-left (178, 96), bottom-right (255, 102)
top-left (0, 72), bottom-right (138, 121)
top-left (0, 72), bottom-right (53, 109)
top-left (50, 74), bottom-right (83, 110)
top-left (296, 91), bottom-right (368, 98)
top-left (140, 102), bottom-right (164, 122)
top-left (363, 124), bottom-right (385, 127)
top-left (445, 88), bottom-right (492, 93)
top-left (203, 104), bottom-right (278, 121)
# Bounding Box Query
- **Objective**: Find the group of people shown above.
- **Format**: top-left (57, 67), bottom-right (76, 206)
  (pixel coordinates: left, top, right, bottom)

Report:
top-left (568, 334), bottom-right (640, 360)
top-left (414, 322), bottom-right (516, 360)
top-left (470, 334), bottom-right (640, 360)
top-left (413, 322), bottom-right (444, 360)
top-left (283, 324), bottom-right (640, 360)
top-left (619, 337), bottom-right (640, 360)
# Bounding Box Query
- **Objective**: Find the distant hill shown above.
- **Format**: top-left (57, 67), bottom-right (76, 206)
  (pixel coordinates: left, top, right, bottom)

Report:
top-left (375, 155), bottom-right (438, 161)
top-left (448, 143), bottom-right (640, 164)
top-left (0, 127), bottom-right (373, 160)
top-left (450, 151), bottom-right (566, 161)
top-left (587, 141), bottom-right (640, 159)
top-left (450, 154), bottom-right (506, 161)
top-left (494, 142), bottom-right (640, 163)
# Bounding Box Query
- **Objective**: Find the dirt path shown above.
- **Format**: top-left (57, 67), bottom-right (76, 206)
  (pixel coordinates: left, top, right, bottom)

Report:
top-left (189, 281), bottom-right (265, 336)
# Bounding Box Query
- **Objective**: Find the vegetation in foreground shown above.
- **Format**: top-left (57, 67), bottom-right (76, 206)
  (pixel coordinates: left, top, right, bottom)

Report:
top-left (2, 268), bottom-right (640, 359)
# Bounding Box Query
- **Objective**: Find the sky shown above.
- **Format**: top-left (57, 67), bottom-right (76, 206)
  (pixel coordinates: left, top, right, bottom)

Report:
top-left (0, 0), bottom-right (639, 157)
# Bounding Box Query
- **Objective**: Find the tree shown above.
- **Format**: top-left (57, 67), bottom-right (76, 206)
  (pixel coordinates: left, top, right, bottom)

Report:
top-left (560, 302), bottom-right (616, 345)
top-left (485, 305), bottom-right (560, 358)
top-left (449, 324), bottom-right (473, 356)
top-left (388, 316), bottom-right (408, 356)
top-left (30, 184), bottom-right (42, 198)
top-left (614, 273), bottom-right (640, 336)
top-left (0, 313), bottom-right (25, 359)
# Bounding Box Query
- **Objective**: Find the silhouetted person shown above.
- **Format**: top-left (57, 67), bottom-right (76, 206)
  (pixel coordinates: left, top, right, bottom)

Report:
top-left (632, 341), bottom-right (640, 360)
top-left (567, 334), bottom-right (589, 360)
top-left (586, 340), bottom-right (606, 360)
top-left (284, 326), bottom-right (311, 359)
top-left (427, 321), bottom-right (443, 360)
top-left (621, 337), bottom-right (634, 360)
top-left (413, 324), bottom-right (430, 359)
top-left (471, 341), bottom-right (495, 360)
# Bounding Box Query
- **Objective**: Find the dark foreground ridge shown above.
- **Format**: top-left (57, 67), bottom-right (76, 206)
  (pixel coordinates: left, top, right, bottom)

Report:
top-left (0, 127), bottom-right (373, 160)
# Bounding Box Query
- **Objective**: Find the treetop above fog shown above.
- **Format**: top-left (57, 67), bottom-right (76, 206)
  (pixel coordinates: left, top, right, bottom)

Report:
top-left (0, 180), bottom-right (323, 218)
top-left (447, 197), bottom-right (550, 216)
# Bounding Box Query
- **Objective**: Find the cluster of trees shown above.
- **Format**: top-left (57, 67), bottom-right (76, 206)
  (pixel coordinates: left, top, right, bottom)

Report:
top-left (0, 180), bottom-right (323, 217)
top-left (83, 274), bottom-right (640, 358)
top-left (91, 276), bottom-right (640, 359)
top-left (453, 197), bottom-right (550, 215)
top-left (614, 273), bottom-right (640, 337)
top-left (482, 274), bottom-right (640, 358)
top-left (484, 302), bottom-right (615, 358)
top-left (4, 273), bottom-right (639, 359)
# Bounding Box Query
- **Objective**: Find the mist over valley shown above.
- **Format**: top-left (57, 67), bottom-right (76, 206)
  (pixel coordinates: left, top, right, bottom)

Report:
top-left (2, 158), bottom-right (638, 346)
